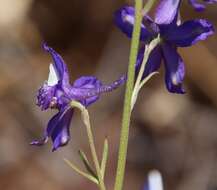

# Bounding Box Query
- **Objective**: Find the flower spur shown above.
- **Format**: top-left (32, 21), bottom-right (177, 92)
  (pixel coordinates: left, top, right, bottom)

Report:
top-left (31, 44), bottom-right (126, 151)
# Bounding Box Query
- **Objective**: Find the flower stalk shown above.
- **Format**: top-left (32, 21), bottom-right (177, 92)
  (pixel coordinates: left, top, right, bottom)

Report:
top-left (113, 1), bottom-right (143, 190)
top-left (114, 1), bottom-right (156, 190)
top-left (70, 101), bottom-right (106, 190)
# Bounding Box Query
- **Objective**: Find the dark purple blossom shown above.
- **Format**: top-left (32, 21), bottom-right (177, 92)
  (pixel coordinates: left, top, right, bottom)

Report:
top-left (114, 2), bottom-right (214, 93)
top-left (31, 44), bottom-right (126, 151)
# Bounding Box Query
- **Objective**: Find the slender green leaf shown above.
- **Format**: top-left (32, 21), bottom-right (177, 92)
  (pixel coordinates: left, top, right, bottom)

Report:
top-left (78, 150), bottom-right (98, 179)
top-left (64, 158), bottom-right (98, 184)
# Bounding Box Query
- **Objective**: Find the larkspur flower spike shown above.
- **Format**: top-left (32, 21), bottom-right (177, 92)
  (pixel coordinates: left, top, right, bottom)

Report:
top-left (114, 2), bottom-right (214, 94)
top-left (31, 44), bottom-right (126, 151)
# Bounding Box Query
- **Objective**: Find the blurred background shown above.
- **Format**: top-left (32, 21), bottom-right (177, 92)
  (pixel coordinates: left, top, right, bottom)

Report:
top-left (0, 0), bottom-right (216, 190)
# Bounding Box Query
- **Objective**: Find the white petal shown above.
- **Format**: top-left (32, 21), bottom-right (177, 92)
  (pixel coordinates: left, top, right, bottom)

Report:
top-left (48, 63), bottom-right (59, 86)
top-left (148, 170), bottom-right (163, 190)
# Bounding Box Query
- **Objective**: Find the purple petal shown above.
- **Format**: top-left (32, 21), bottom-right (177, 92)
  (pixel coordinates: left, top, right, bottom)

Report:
top-left (188, 0), bottom-right (217, 11)
top-left (72, 76), bottom-right (102, 106)
top-left (204, 0), bottom-right (217, 3)
top-left (164, 19), bottom-right (214, 47)
top-left (43, 43), bottom-right (70, 88)
top-left (31, 107), bottom-right (73, 151)
top-left (135, 45), bottom-right (162, 80)
top-left (155, 0), bottom-right (181, 25)
top-left (114, 6), bottom-right (154, 42)
top-left (73, 76), bottom-right (102, 88)
top-left (162, 43), bottom-right (185, 94)
top-left (188, 0), bottom-right (206, 11)
top-left (70, 75), bottom-right (126, 105)
top-left (51, 109), bottom-right (73, 151)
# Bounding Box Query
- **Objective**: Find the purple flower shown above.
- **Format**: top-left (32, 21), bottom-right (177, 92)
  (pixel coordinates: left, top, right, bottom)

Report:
top-left (114, 2), bottom-right (214, 93)
top-left (188, 0), bottom-right (217, 11)
top-left (31, 44), bottom-right (126, 151)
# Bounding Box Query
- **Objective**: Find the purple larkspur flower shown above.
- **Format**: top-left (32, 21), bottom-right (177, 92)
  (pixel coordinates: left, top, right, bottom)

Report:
top-left (188, 0), bottom-right (217, 11)
top-left (114, 2), bottom-right (214, 93)
top-left (31, 44), bottom-right (126, 151)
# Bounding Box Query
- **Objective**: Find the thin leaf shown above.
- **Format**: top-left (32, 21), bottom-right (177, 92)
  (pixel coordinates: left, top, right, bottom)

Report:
top-left (101, 138), bottom-right (109, 180)
top-left (78, 150), bottom-right (98, 179)
top-left (64, 158), bottom-right (99, 184)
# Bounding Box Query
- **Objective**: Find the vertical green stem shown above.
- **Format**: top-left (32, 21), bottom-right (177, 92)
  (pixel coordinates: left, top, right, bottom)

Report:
top-left (114, 1), bottom-right (143, 190)
top-left (114, 0), bottom-right (156, 190)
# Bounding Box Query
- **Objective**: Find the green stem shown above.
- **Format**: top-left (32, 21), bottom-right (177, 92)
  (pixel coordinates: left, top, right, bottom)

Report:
top-left (70, 101), bottom-right (106, 190)
top-left (114, 1), bottom-right (157, 190)
top-left (84, 112), bottom-right (106, 190)
top-left (113, 1), bottom-right (143, 190)
top-left (142, 0), bottom-right (156, 14)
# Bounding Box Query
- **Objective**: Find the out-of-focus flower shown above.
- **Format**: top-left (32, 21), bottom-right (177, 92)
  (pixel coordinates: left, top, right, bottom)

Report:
top-left (114, 2), bottom-right (214, 93)
top-left (31, 44), bottom-right (126, 151)
top-left (188, 0), bottom-right (217, 11)
top-left (143, 170), bottom-right (163, 190)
